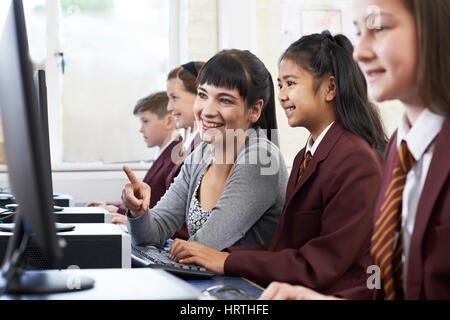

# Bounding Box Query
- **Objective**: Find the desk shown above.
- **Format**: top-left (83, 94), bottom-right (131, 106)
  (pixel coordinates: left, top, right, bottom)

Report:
top-left (0, 270), bottom-right (262, 300)
top-left (1, 268), bottom-right (202, 300)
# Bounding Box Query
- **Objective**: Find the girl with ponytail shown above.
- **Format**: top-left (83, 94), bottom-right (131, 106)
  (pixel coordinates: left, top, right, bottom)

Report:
top-left (262, 0), bottom-right (450, 301)
top-left (279, 31), bottom-right (387, 159)
top-left (166, 33), bottom-right (384, 300)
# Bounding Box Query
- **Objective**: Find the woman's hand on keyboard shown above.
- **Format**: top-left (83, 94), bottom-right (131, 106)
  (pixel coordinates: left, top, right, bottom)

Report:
top-left (168, 239), bottom-right (229, 274)
top-left (121, 165), bottom-right (151, 218)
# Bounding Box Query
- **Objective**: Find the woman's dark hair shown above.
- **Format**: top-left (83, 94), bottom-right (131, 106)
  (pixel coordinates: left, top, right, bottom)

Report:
top-left (167, 61), bottom-right (205, 95)
top-left (280, 30), bottom-right (388, 159)
top-left (197, 49), bottom-right (278, 144)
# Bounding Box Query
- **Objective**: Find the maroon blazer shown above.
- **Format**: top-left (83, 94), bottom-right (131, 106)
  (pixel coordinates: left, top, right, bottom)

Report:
top-left (374, 116), bottom-right (450, 300)
top-left (113, 137), bottom-right (183, 214)
top-left (224, 121), bottom-right (383, 298)
top-left (164, 132), bottom-right (202, 189)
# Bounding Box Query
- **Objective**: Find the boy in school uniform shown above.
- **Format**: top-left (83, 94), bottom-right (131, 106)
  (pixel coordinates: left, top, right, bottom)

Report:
top-left (88, 91), bottom-right (182, 225)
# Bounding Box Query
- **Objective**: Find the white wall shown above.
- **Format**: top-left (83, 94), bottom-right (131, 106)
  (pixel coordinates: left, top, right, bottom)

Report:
top-left (0, 1), bottom-right (403, 204)
top-left (0, 164), bottom-right (148, 205)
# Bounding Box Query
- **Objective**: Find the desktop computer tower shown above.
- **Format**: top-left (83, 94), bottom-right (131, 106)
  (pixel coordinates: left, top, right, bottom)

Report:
top-left (0, 223), bottom-right (131, 270)
top-left (53, 193), bottom-right (72, 207)
top-left (55, 207), bottom-right (112, 223)
top-left (0, 193), bottom-right (73, 208)
top-left (0, 207), bottom-right (112, 224)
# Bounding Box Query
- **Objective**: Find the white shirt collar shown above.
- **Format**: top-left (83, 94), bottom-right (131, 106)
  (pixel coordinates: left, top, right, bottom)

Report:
top-left (155, 133), bottom-right (180, 159)
top-left (184, 130), bottom-right (199, 151)
top-left (305, 121), bottom-right (335, 156)
top-left (397, 109), bottom-right (445, 161)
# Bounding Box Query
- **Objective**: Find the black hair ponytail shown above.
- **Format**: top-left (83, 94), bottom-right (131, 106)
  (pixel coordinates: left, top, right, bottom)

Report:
top-left (280, 31), bottom-right (387, 159)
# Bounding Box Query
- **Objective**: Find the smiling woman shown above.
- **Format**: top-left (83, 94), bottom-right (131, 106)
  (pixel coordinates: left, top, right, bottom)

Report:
top-left (122, 49), bottom-right (289, 254)
top-left (166, 32), bottom-right (388, 298)
top-left (195, 82), bottom-right (265, 151)
top-left (196, 49), bottom-right (278, 145)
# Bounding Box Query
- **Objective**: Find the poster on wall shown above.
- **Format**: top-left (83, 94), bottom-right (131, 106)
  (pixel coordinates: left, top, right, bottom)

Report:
top-left (282, 0), bottom-right (355, 49)
top-left (300, 9), bottom-right (342, 35)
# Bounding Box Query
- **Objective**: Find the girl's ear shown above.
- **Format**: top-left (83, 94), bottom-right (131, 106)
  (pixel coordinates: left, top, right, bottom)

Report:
top-left (325, 76), bottom-right (337, 102)
top-left (166, 113), bottom-right (177, 130)
top-left (248, 99), bottom-right (264, 123)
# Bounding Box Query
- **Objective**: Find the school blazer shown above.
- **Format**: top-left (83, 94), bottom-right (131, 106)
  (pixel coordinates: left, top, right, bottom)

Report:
top-left (375, 116), bottom-right (450, 300)
top-left (165, 132), bottom-right (202, 189)
top-left (224, 121), bottom-right (382, 298)
top-left (115, 137), bottom-right (182, 214)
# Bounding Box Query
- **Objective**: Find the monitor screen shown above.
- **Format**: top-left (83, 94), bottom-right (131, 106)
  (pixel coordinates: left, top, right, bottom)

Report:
top-left (0, 0), bottom-right (61, 262)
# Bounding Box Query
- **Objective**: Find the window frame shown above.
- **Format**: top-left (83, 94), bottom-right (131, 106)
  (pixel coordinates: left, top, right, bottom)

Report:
top-left (44, 0), bottom-right (182, 167)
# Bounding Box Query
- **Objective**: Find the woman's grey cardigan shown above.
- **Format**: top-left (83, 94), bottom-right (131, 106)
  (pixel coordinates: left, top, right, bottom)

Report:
top-left (127, 129), bottom-right (288, 251)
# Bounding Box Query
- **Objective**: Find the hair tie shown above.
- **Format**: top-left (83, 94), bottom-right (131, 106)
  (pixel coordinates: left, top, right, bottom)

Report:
top-left (181, 61), bottom-right (199, 78)
top-left (321, 31), bottom-right (336, 44)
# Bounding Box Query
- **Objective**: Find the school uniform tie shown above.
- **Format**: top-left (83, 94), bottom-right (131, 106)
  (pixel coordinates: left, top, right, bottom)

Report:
top-left (371, 140), bottom-right (415, 300)
top-left (297, 152), bottom-right (312, 184)
top-left (179, 136), bottom-right (197, 159)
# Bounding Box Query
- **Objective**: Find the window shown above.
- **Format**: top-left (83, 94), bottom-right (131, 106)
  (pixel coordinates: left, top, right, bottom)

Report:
top-left (59, 0), bottom-right (170, 163)
top-left (0, 0), bottom-right (47, 165)
top-left (24, 0), bottom-right (47, 66)
top-left (15, 0), bottom-right (171, 165)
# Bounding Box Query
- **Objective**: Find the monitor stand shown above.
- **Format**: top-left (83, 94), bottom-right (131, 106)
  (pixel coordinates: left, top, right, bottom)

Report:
top-left (0, 213), bottom-right (94, 294)
top-left (0, 270), bottom-right (95, 294)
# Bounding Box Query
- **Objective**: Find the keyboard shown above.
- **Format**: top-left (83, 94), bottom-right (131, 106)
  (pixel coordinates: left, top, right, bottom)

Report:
top-left (131, 245), bottom-right (216, 279)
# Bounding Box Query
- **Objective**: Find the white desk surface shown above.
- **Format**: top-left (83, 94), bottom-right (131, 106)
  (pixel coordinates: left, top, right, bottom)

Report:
top-left (1, 268), bottom-right (203, 300)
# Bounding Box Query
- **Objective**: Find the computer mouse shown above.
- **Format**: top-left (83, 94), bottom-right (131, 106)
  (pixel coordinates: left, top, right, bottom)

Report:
top-left (203, 284), bottom-right (257, 300)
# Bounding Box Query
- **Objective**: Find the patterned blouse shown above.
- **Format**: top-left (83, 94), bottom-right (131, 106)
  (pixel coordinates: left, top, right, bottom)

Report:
top-left (187, 172), bottom-right (212, 236)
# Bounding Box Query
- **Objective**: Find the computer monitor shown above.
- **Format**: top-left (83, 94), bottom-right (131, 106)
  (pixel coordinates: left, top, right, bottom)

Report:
top-left (33, 69), bottom-right (51, 182)
top-left (33, 69), bottom-right (65, 211)
top-left (0, 0), bottom-right (93, 293)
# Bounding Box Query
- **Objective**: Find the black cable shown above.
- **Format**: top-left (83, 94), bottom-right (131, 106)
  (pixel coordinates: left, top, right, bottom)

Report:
top-left (0, 231), bottom-right (29, 295)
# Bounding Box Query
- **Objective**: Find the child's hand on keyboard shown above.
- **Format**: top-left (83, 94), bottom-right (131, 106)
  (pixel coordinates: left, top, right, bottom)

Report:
top-left (258, 282), bottom-right (342, 300)
top-left (168, 239), bottom-right (230, 275)
top-left (111, 213), bottom-right (127, 226)
top-left (121, 165), bottom-right (151, 218)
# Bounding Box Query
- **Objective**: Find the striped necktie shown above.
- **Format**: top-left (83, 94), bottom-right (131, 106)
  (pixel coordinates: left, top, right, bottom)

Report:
top-left (297, 151), bottom-right (312, 184)
top-left (178, 138), bottom-right (196, 160)
top-left (371, 140), bottom-right (415, 300)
